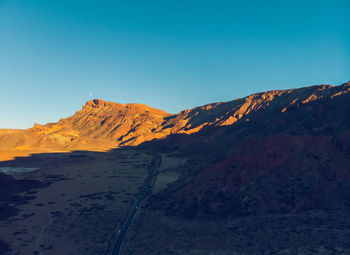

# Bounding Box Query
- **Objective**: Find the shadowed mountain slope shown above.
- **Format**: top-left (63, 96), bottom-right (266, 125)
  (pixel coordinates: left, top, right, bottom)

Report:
top-left (2, 82), bottom-right (350, 254)
top-left (145, 82), bottom-right (350, 218)
top-left (1, 82), bottom-right (350, 219)
top-left (2, 82), bottom-right (350, 155)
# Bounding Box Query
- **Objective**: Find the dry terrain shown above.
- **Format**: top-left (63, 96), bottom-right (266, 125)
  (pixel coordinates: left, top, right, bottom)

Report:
top-left (125, 209), bottom-right (350, 255)
top-left (0, 149), bottom-right (155, 255)
top-left (1, 81), bottom-right (350, 254)
top-left (123, 154), bottom-right (350, 254)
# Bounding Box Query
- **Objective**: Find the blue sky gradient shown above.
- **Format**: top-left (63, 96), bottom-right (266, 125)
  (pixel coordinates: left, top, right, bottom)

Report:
top-left (1, 0), bottom-right (349, 128)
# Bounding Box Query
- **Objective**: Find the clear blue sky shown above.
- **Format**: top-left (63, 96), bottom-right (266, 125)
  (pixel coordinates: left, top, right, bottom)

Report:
top-left (1, 0), bottom-right (349, 129)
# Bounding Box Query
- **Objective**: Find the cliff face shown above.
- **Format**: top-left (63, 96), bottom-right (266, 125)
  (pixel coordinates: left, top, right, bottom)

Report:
top-left (1, 82), bottom-right (350, 152)
top-left (0, 99), bottom-right (170, 151)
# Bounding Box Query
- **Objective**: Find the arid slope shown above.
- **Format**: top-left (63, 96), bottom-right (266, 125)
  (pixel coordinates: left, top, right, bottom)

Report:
top-left (2, 82), bottom-right (350, 254)
top-left (147, 82), bottom-right (350, 218)
top-left (2, 82), bottom-right (350, 156)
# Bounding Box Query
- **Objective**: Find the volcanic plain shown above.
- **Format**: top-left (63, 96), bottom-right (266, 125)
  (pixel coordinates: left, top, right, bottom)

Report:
top-left (1, 82), bottom-right (350, 254)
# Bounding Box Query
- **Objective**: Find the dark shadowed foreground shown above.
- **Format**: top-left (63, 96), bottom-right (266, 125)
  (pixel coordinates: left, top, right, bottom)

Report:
top-left (0, 149), bottom-right (155, 254)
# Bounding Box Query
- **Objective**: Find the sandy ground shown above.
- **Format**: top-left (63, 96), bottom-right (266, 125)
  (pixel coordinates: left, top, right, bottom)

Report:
top-left (0, 150), bottom-right (41, 162)
top-left (151, 155), bottom-right (186, 194)
top-left (0, 149), bottom-right (154, 255)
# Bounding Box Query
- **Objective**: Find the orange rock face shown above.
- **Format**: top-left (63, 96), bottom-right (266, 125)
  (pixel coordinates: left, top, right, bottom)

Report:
top-left (1, 82), bottom-right (350, 154)
top-left (0, 99), bottom-right (170, 152)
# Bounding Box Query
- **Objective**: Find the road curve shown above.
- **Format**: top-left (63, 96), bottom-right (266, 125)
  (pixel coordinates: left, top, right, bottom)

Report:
top-left (111, 155), bottom-right (161, 255)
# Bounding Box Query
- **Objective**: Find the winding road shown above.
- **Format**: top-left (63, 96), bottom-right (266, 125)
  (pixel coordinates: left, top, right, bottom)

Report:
top-left (111, 155), bottom-right (161, 255)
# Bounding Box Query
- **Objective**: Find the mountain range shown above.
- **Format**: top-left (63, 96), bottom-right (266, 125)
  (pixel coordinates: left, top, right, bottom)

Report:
top-left (2, 82), bottom-right (350, 152)
top-left (1, 81), bottom-right (350, 218)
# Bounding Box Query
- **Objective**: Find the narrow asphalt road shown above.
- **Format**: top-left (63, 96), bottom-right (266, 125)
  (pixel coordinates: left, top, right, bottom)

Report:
top-left (111, 155), bottom-right (161, 255)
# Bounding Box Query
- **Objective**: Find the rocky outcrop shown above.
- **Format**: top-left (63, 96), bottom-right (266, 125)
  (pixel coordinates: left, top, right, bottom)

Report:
top-left (1, 82), bottom-right (350, 152)
top-left (0, 99), bottom-right (170, 151)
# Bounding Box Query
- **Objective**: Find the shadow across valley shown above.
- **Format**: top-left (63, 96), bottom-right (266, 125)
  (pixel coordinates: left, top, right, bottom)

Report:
top-left (1, 88), bottom-right (350, 254)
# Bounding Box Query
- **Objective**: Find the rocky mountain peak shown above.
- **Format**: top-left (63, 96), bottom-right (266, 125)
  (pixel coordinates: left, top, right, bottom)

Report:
top-left (84, 99), bottom-right (122, 109)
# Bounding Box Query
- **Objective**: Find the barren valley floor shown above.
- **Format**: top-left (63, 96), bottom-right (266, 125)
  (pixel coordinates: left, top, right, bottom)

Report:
top-left (1, 150), bottom-right (350, 255)
top-left (0, 149), bottom-right (154, 255)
